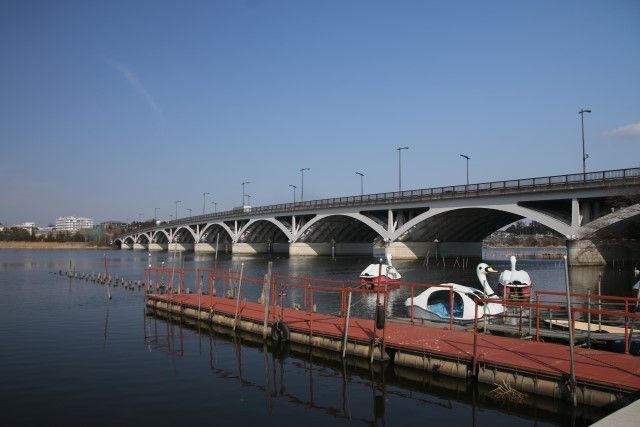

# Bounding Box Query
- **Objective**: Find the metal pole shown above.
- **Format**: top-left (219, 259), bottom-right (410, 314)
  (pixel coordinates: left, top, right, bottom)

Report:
top-left (242, 181), bottom-right (250, 206)
top-left (460, 154), bottom-right (470, 186)
top-left (202, 192), bottom-right (210, 214)
top-left (289, 184), bottom-right (296, 204)
top-left (356, 172), bottom-right (364, 196)
top-left (154, 207), bottom-right (159, 220)
top-left (563, 255), bottom-right (577, 407)
top-left (300, 168), bottom-right (309, 201)
top-left (175, 200), bottom-right (181, 220)
top-left (397, 147), bottom-right (408, 192)
top-left (579, 108), bottom-right (591, 175)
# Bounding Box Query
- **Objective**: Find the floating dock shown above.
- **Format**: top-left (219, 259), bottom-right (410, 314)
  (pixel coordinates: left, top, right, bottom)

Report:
top-left (145, 287), bottom-right (640, 408)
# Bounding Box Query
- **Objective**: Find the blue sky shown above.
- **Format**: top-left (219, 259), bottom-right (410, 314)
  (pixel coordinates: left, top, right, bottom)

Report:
top-left (1, 0), bottom-right (639, 226)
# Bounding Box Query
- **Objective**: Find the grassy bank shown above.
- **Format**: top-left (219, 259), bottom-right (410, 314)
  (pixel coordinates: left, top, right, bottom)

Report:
top-left (0, 241), bottom-right (111, 250)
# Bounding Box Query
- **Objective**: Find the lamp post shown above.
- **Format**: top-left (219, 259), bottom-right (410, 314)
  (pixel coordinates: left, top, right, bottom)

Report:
top-left (138, 212), bottom-right (143, 222)
top-left (355, 171), bottom-right (364, 196)
top-left (211, 201), bottom-right (217, 213)
top-left (202, 192), bottom-right (210, 214)
top-left (459, 154), bottom-right (470, 185)
top-left (300, 168), bottom-right (310, 201)
top-left (241, 181), bottom-right (250, 206)
top-left (187, 208), bottom-right (192, 217)
top-left (579, 108), bottom-right (592, 175)
top-left (174, 200), bottom-right (181, 220)
top-left (289, 184), bottom-right (297, 203)
top-left (396, 146), bottom-right (408, 192)
top-left (154, 207), bottom-right (159, 220)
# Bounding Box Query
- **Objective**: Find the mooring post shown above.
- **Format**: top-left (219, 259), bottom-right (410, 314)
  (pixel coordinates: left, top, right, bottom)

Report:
top-left (233, 262), bottom-right (245, 332)
top-left (342, 291), bottom-right (352, 359)
top-left (563, 255), bottom-right (577, 407)
top-left (262, 261), bottom-right (272, 340)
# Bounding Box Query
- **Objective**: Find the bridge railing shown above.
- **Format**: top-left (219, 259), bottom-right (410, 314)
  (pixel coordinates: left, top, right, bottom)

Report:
top-left (120, 167), bottom-right (640, 236)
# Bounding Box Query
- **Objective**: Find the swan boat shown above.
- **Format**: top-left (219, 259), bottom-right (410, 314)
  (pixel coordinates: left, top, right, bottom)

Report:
top-left (404, 263), bottom-right (504, 322)
top-left (498, 256), bottom-right (532, 299)
top-left (359, 254), bottom-right (401, 287)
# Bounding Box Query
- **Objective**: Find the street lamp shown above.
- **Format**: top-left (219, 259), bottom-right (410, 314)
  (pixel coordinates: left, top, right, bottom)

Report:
top-left (174, 200), bottom-right (181, 219)
top-left (397, 146), bottom-right (409, 192)
top-left (355, 172), bottom-right (364, 196)
top-left (289, 184), bottom-right (297, 203)
top-left (459, 154), bottom-right (470, 186)
top-left (241, 181), bottom-right (250, 206)
top-left (579, 108), bottom-right (592, 175)
top-left (211, 201), bottom-right (217, 213)
top-left (154, 207), bottom-right (159, 220)
top-left (202, 192), bottom-right (210, 214)
top-left (187, 208), bottom-right (192, 217)
top-left (300, 167), bottom-right (310, 201)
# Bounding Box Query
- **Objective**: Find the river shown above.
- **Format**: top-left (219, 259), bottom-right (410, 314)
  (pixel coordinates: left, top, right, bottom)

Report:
top-left (1, 248), bottom-right (637, 426)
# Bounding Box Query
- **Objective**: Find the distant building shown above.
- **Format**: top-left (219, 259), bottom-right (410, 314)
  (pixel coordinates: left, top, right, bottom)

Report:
top-left (55, 216), bottom-right (94, 232)
top-left (18, 222), bottom-right (37, 236)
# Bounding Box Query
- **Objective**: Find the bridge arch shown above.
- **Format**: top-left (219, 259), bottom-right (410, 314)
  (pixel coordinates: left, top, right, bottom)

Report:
top-left (135, 233), bottom-right (151, 244)
top-left (199, 222), bottom-right (235, 242)
top-left (391, 205), bottom-right (574, 242)
top-left (295, 213), bottom-right (388, 243)
top-left (237, 218), bottom-right (293, 243)
top-left (152, 229), bottom-right (171, 243)
top-left (173, 226), bottom-right (197, 243)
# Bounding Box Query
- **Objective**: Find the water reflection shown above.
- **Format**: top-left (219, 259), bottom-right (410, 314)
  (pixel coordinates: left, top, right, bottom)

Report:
top-left (144, 309), bottom-right (608, 426)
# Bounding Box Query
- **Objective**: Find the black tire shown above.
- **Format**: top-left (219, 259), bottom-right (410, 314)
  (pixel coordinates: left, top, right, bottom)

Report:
top-left (375, 304), bottom-right (385, 330)
top-left (271, 321), bottom-right (291, 342)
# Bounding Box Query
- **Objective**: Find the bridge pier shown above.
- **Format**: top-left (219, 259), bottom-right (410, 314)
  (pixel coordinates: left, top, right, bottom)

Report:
top-left (567, 239), bottom-right (640, 266)
top-left (121, 243), bottom-right (132, 250)
top-left (168, 243), bottom-right (194, 252)
top-left (289, 242), bottom-right (371, 256)
top-left (386, 242), bottom-right (483, 260)
top-left (195, 243), bottom-right (216, 253)
top-left (148, 243), bottom-right (168, 251)
top-left (133, 243), bottom-right (148, 251)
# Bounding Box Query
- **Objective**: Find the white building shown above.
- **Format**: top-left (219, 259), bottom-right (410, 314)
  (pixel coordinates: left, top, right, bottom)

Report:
top-left (55, 216), bottom-right (94, 232)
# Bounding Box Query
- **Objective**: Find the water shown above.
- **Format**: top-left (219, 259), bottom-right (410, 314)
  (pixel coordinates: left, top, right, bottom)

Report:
top-left (1, 248), bottom-right (636, 426)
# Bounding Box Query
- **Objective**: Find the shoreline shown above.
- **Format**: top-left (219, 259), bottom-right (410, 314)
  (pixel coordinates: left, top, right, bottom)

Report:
top-left (0, 242), bottom-right (112, 250)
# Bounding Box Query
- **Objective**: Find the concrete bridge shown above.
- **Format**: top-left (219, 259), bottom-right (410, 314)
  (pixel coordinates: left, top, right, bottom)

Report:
top-left (114, 168), bottom-right (640, 265)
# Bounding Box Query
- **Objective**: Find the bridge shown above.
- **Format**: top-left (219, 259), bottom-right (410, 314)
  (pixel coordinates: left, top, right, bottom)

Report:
top-left (114, 168), bottom-right (640, 266)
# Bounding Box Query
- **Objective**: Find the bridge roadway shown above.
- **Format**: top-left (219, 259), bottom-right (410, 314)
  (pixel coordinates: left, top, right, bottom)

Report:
top-left (114, 168), bottom-right (640, 265)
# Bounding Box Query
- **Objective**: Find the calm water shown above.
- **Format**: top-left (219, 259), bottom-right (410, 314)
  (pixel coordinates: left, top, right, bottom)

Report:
top-left (1, 248), bottom-right (636, 426)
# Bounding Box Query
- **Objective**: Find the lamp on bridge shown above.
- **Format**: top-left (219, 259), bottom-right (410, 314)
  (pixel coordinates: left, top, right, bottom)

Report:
top-left (396, 146), bottom-right (408, 192)
top-left (187, 208), bottom-right (192, 217)
top-left (202, 192), bottom-right (210, 214)
top-left (355, 171), bottom-right (364, 196)
top-left (174, 200), bottom-right (181, 219)
top-left (211, 200), bottom-right (217, 213)
top-left (459, 154), bottom-right (470, 186)
top-left (300, 168), bottom-right (310, 201)
top-left (579, 108), bottom-right (592, 175)
top-left (289, 184), bottom-right (297, 204)
top-left (241, 181), bottom-right (250, 207)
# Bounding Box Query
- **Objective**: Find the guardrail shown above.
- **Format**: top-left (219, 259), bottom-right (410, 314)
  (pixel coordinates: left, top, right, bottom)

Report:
top-left (119, 167), bottom-right (640, 237)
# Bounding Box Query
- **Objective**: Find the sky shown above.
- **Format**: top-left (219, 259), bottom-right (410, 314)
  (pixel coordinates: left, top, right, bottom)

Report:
top-left (1, 0), bottom-right (639, 226)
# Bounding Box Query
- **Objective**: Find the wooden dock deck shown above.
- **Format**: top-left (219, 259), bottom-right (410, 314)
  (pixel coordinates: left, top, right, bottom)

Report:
top-left (146, 292), bottom-right (640, 407)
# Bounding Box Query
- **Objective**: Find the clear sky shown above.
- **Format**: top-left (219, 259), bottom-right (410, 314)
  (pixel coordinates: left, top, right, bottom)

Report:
top-left (1, 0), bottom-right (639, 226)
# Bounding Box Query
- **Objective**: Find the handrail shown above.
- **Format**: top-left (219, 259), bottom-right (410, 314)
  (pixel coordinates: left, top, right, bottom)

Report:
top-left (117, 167), bottom-right (640, 238)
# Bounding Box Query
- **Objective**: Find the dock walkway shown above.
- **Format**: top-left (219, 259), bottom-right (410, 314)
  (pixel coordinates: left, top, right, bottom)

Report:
top-left (147, 292), bottom-right (640, 406)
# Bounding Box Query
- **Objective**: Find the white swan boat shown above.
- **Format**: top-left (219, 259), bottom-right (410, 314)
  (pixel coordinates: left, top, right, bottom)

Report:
top-left (404, 263), bottom-right (504, 322)
top-left (359, 254), bottom-right (401, 287)
top-left (498, 256), bottom-right (532, 299)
